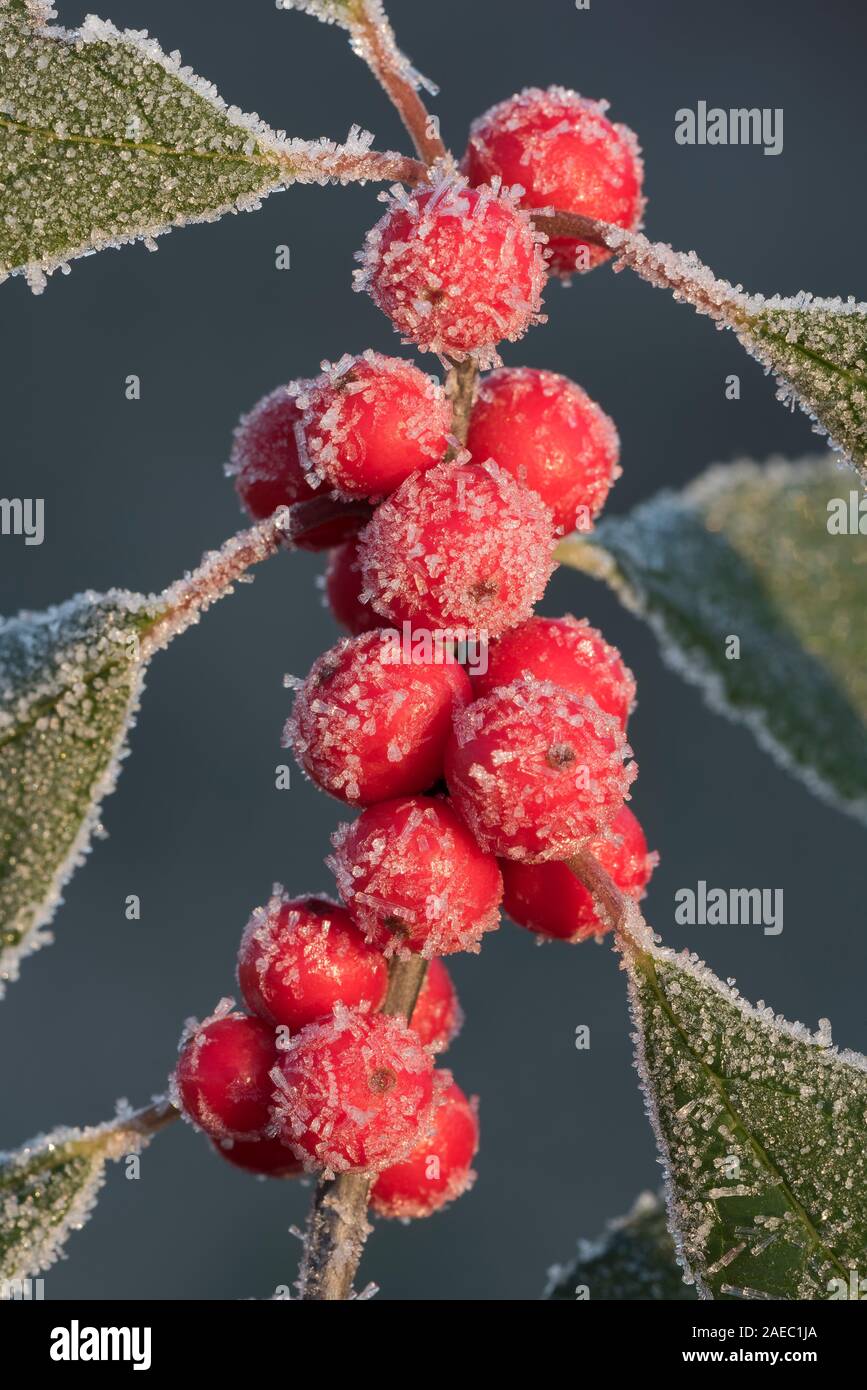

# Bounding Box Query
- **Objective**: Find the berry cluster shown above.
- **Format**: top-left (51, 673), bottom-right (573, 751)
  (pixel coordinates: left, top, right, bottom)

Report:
top-left (177, 87), bottom-right (654, 1226)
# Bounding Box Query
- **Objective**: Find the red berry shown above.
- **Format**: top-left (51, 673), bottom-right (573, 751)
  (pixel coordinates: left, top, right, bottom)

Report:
top-left (325, 539), bottom-right (382, 635)
top-left (445, 677), bottom-right (636, 862)
top-left (174, 1007), bottom-right (277, 1141)
top-left (330, 796), bottom-right (502, 958)
top-left (411, 958), bottom-right (463, 1053)
top-left (237, 891), bottom-right (388, 1030)
top-left (358, 461), bottom-right (557, 639)
top-left (289, 352), bottom-right (450, 499)
top-left (354, 176), bottom-right (547, 365)
top-left (370, 1081), bottom-right (478, 1220)
top-left (462, 86), bottom-right (644, 277)
top-left (466, 368), bottom-right (620, 533)
top-left (501, 805), bottom-right (655, 941)
top-left (272, 1006), bottom-right (445, 1173)
top-left (285, 630), bottom-right (472, 805)
top-left (472, 615), bottom-right (636, 730)
top-left (210, 1135), bottom-right (304, 1178)
top-left (230, 386), bottom-right (362, 550)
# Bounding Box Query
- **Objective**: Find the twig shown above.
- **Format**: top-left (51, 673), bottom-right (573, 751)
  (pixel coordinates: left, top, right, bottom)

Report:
top-left (444, 356), bottom-right (479, 455)
top-left (351, 3), bottom-right (447, 166)
top-left (532, 209), bottom-right (612, 248)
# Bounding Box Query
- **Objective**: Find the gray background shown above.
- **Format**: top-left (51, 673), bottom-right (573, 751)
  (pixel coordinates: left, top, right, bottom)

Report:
top-left (2, 0), bottom-right (864, 1301)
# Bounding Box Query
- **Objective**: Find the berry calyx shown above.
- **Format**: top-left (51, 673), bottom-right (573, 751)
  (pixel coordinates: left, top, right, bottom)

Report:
top-left (472, 615), bottom-right (636, 729)
top-left (358, 461), bottom-right (557, 638)
top-left (272, 1006), bottom-right (444, 1173)
top-left (462, 86), bottom-right (644, 277)
top-left (230, 387), bottom-right (362, 550)
top-left (501, 804), bottom-right (655, 941)
top-left (325, 539), bottom-right (382, 635)
top-left (466, 368), bottom-right (620, 533)
top-left (444, 677), bottom-right (636, 862)
top-left (211, 1135), bottom-right (304, 1179)
top-left (285, 630), bottom-right (472, 805)
top-left (174, 1007), bottom-right (277, 1141)
top-left (288, 352), bottom-right (450, 499)
top-left (237, 891), bottom-right (388, 1031)
top-left (330, 796), bottom-right (503, 958)
top-left (411, 958), bottom-right (463, 1053)
top-left (354, 176), bottom-right (548, 365)
top-left (370, 1081), bottom-right (478, 1220)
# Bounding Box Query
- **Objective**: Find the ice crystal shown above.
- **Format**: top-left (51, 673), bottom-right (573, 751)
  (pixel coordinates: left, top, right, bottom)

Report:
top-left (626, 938), bottom-right (867, 1299)
top-left (0, 2), bottom-right (402, 290)
top-left (0, 1110), bottom-right (159, 1283)
top-left (556, 454), bottom-right (867, 825)
top-left (604, 227), bottom-right (867, 479)
top-left (0, 589), bottom-right (158, 994)
top-left (545, 1191), bottom-right (697, 1300)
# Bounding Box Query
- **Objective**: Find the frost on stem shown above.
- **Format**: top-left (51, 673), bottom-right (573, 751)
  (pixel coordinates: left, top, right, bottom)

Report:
top-left (0, 1100), bottom-right (175, 1284)
top-left (0, 3), bottom-right (422, 291)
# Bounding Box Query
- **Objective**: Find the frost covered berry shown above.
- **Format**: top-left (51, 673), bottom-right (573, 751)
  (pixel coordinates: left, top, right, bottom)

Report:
top-left (472, 615), bottom-right (636, 729)
top-left (466, 369), bottom-right (620, 533)
top-left (289, 352), bottom-right (450, 499)
top-left (330, 796), bottom-right (502, 957)
top-left (411, 958), bottom-right (462, 1053)
top-left (174, 1009), bottom-right (277, 1141)
top-left (445, 677), bottom-right (636, 862)
top-left (325, 539), bottom-right (382, 635)
top-left (237, 891), bottom-right (388, 1030)
top-left (285, 630), bottom-right (472, 805)
top-left (354, 176), bottom-right (547, 364)
top-left (272, 1006), bottom-right (445, 1173)
top-left (501, 805), bottom-right (655, 941)
top-left (211, 1135), bottom-right (304, 1179)
top-left (370, 1081), bottom-right (478, 1220)
top-left (230, 387), bottom-right (360, 550)
top-left (358, 461), bottom-right (557, 638)
top-left (462, 86), bottom-right (644, 276)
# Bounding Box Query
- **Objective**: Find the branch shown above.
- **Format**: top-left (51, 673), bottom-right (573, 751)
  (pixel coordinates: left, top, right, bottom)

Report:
top-left (445, 356), bottom-right (479, 455)
top-left (298, 955), bottom-right (428, 1301)
top-left (351, 3), bottom-right (447, 166)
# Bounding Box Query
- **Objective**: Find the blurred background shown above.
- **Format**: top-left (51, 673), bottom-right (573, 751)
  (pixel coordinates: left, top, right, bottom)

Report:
top-left (1, 0), bottom-right (864, 1301)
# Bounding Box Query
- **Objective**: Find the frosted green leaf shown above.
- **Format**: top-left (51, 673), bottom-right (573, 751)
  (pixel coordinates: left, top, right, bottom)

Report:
top-left (626, 937), bottom-right (867, 1299)
top-left (0, 590), bottom-right (159, 994)
top-left (0, 0), bottom-right (407, 291)
top-left (545, 1191), bottom-right (697, 1301)
top-left (603, 228), bottom-right (867, 480)
top-left (0, 511), bottom-right (290, 995)
top-left (556, 455), bottom-right (867, 825)
top-left (0, 1103), bottom-right (173, 1285)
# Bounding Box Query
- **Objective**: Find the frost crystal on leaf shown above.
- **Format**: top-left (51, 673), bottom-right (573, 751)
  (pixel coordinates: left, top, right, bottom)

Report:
top-left (626, 939), bottom-right (867, 1299)
top-left (604, 228), bottom-right (867, 480)
top-left (0, 590), bottom-right (158, 994)
top-left (545, 1191), bottom-right (697, 1301)
top-left (0, 1), bottom-right (405, 290)
top-left (556, 455), bottom-right (867, 825)
top-left (0, 1111), bottom-right (158, 1283)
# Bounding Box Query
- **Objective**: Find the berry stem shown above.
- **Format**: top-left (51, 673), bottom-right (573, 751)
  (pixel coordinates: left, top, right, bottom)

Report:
top-left (298, 956), bottom-right (427, 1301)
top-left (445, 356), bottom-right (479, 454)
top-left (351, 3), bottom-right (447, 166)
top-left (566, 846), bottom-right (652, 957)
top-left (532, 209), bottom-right (612, 249)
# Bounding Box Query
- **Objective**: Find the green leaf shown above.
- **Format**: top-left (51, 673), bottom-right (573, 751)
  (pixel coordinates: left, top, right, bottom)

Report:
top-left (604, 228), bottom-right (867, 480)
top-left (626, 935), bottom-right (867, 1299)
top-left (556, 455), bottom-right (867, 825)
top-left (0, 1105), bottom-right (171, 1285)
top-left (545, 1191), bottom-right (697, 1300)
top-left (0, 590), bottom-right (157, 994)
top-left (0, 0), bottom-right (388, 291)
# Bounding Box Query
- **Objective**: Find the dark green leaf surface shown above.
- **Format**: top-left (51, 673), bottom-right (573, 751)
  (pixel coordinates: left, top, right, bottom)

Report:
top-left (545, 1191), bottom-right (697, 1300)
top-left (557, 456), bottom-right (867, 824)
